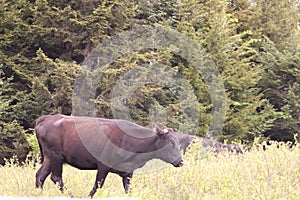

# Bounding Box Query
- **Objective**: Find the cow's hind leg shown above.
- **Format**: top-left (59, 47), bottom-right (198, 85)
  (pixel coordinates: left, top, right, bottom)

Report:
top-left (89, 168), bottom-right (109, 198)
top-left (50, 158), bottom-right (65, 192)
top-left (36, 157), bottom-right (51, 189)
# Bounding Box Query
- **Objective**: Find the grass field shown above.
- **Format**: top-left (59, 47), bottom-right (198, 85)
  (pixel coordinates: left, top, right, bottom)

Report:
top-left (0, 141), bottom-right (299, 200)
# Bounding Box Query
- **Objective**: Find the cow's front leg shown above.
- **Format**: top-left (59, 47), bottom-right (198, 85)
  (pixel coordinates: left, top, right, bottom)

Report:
top-left (122, 173), bottom-right (133, 193)
top-left (89, 169), bottom-right (109, 198)
top-left (51, 173), bottom-right (64, 192)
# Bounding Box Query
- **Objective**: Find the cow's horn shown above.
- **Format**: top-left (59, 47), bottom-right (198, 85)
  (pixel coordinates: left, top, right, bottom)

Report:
top-left (153, 123), bottom-right (160, 133)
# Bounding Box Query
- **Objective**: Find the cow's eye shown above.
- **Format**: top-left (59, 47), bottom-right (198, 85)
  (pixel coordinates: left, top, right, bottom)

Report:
top-left (171, 140), bottom-right (175, 147)
top-left (170, 138), bottom-right (178, 148)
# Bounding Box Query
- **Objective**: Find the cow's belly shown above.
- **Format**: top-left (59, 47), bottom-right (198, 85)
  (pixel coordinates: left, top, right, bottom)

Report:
top-left (66, 159), bottom-right (98, 170)
top-left (63, 146), bottom-right (98, 170)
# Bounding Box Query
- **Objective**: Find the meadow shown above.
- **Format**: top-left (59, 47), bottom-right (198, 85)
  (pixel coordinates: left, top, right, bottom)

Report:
top-left (0, 141), bottom-right (299, 200)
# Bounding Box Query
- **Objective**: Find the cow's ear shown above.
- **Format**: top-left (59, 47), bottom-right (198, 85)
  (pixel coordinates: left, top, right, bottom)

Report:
top-left (153, 124), bottom-right (167, 137)
top-left (152, 123), bottom-right (161, 133)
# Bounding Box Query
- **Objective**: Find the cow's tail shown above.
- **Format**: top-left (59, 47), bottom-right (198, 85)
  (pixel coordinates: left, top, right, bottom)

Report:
top-left (37, 139), bottom-right (44, 163)
top-left (35, 115), bottom-right (50, 163)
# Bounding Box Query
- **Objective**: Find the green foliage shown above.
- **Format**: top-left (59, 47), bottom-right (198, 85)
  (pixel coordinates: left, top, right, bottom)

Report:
top-left (219, 30), bottom-right (277, 142)
top-left (258, 37), bottom-right (300, 141)
top-left (0, 121), bottom-right (29, 165)
top-left (0, 0), bottom-right (136, 162)
top-left (172, 0), bottom-right (278, 142)
top-left (25, 132), bottom-right (40, 159)
top-left (227, 0), bottom-right (300, 142)
top-left (0, 68), bottom-right (30, 164)
top-left (0, 0), bottom-right (299, 161)
top-left (32, 49), bottom-right (80, 115)
top-left (135, 0), bottom-right (180, 27)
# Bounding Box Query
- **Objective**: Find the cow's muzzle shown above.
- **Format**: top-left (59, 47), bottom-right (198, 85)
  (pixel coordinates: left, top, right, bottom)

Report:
top-left (173, 159), bottom-right (184, 167)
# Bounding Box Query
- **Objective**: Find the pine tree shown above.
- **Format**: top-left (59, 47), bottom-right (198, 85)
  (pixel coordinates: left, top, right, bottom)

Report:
top-left (0, 0), bottom-right (136, 162)
top-left (0, 0), bottom-right (299, 162)
top-left (239, 0), bottom-right (300, 141)
top-left (175, 0), bottom-right (277, 142)
top-left (258, 37), bottom-right (300, 141)
top-left (0, 68), bottom-right (30, 164)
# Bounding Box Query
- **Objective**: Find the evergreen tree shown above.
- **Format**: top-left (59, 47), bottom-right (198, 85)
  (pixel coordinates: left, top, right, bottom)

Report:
top-left (173, 0), bottom-right (277, 143)
top-left (227, 0), bottom-right (300, 142)
top-left (0, 0), bottom-right (299, 162)
top-left (258, 37), bottom-right (300, 141)
top-left (235, 0), bottom-right (300, 141)
top-left (0, 0), bottom-right (136, 162)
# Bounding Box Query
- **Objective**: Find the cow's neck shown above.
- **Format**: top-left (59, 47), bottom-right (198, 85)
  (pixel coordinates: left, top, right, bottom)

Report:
top-left (132, 134), bottom-right (159, 153)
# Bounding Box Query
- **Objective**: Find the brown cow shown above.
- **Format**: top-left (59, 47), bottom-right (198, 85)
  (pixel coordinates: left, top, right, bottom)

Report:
top-left (175, 132), bottom-right (243, 154)
top-left (35, 114), bottom-right (183, 197)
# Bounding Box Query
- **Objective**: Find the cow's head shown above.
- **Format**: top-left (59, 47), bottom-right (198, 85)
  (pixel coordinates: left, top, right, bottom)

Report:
top-left (153, 124), bottom-right (184, 167)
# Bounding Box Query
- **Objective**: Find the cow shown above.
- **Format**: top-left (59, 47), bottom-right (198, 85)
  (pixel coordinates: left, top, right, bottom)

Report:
top-left (35, 114), bottom-right (183, 197)
top-left (175, 132), bottom-right (243, 154)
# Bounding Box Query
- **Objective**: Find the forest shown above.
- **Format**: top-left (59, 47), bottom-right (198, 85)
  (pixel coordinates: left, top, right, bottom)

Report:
top-left (0, 0), bottom-right (299, 164)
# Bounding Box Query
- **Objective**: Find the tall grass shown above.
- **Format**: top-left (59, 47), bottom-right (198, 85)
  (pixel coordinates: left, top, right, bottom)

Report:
top-left (0, 142), bottom-right (299, 199)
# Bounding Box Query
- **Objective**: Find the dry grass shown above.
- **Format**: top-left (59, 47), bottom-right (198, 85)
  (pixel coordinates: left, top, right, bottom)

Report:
top-left (0, 141), bottom-right (299, 200)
